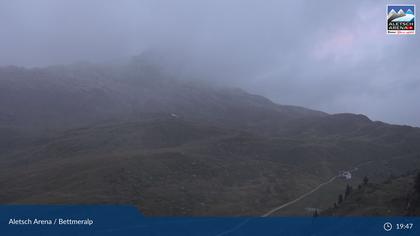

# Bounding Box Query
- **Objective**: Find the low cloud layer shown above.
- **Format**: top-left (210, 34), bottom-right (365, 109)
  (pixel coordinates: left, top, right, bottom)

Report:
top-left (0, 0), bottom-right (419, 126)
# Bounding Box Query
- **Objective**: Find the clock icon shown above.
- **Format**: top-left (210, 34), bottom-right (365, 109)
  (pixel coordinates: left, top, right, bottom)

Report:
top-left (384, 222), bottom-right (393, 232)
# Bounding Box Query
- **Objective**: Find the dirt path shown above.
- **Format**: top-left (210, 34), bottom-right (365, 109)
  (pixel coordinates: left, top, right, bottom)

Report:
top-left (216, 160), bottom-right (375, 235)
top-left (261, 160), bottom-right (374, 217)
top-left (261, 175), bottom-right (338, 217)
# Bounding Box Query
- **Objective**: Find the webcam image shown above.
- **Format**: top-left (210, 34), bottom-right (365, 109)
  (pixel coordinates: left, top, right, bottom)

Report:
top-left (0, 0), bottom-right (419, 235)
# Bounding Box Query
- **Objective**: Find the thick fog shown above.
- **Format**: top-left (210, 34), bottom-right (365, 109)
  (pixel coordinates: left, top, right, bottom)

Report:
top-left (0, 0), bottom-right (419, 126)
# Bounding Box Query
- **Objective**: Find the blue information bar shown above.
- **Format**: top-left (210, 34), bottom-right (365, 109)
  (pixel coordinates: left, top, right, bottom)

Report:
top-left (0, 206), bottom-right (419, 235)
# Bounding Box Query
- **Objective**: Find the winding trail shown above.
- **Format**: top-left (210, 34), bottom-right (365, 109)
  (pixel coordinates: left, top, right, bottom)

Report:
top-left (262, 160), bottom-right (373, 217)
top-left (216, 160), bottom-right (374, 235)
top-left (216, 175), bottom-right (339, 236)
top-left (261, 175), bottom-right (338, 217)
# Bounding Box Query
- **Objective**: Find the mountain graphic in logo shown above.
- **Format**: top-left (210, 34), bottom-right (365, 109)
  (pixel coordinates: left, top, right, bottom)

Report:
top-left (388, 7), bottom-right (415, 23)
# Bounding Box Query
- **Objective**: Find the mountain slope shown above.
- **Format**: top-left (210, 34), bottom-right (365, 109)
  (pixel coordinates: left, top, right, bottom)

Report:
top-left (1, 60), bottom-right (420, 216)
top-left (322, 172), bottom-right (420, 216)
top-left (1, 115), bottom-right (420, 216)
top-left (0, 63), bottom-right (325, 134)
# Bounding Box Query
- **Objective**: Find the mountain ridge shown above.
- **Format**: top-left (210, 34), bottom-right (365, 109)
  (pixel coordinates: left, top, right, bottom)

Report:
top-left (1, 60), bottom-right (420, 216)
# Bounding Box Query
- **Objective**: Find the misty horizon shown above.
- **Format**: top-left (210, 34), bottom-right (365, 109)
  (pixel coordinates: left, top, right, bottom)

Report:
top-left (1, 0), bottom-right (419, 127)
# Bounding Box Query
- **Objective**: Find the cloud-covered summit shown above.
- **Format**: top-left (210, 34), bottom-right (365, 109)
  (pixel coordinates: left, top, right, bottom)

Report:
top-left (0, 0), bottom-right (419, 126)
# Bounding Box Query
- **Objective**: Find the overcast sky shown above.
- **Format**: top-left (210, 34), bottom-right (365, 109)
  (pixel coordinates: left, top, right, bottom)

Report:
top-left (0, 0), bottom-right (419, 126)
